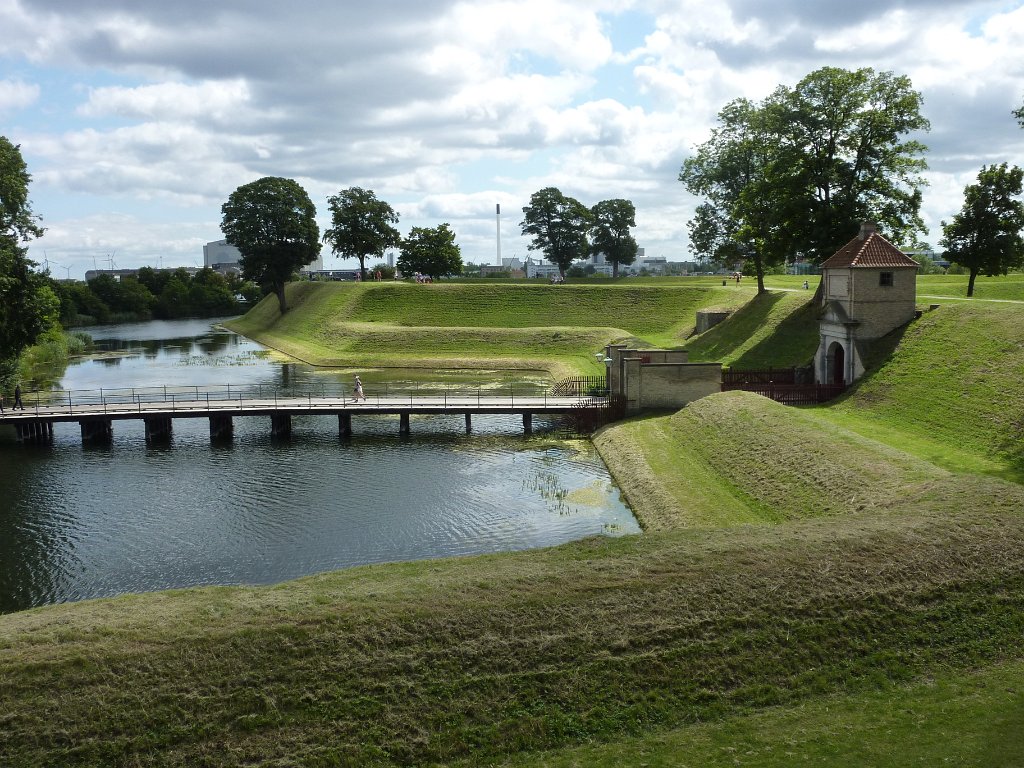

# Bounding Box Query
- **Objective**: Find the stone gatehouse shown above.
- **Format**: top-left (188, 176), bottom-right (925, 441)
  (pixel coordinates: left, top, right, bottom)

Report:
top-left (814, 222), bottom-right (919, 385)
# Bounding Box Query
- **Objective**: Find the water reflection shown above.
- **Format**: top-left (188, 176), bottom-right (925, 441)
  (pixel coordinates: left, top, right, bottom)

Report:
top-left (0, 318), bottom-right (638, 613)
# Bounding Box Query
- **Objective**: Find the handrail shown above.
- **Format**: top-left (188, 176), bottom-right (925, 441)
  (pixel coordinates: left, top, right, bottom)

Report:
top-left (3, 381), bottom-right (603, 420)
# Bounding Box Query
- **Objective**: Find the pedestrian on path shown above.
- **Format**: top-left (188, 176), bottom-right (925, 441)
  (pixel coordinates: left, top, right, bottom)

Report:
top-left (353, 375), bottom-right (365, 402)
top-left (13, 384), bottom-right (24, 410)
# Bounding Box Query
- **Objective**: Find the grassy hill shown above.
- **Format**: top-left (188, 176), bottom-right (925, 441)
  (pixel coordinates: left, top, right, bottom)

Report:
top-left (226, 281), bottom-right (749, 376)
top-left (3, 277), bottom-right (1024, 765)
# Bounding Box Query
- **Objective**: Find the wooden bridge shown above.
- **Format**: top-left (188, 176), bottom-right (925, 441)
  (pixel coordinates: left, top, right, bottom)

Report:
top-left (0, 383), bottom-right (610, 445)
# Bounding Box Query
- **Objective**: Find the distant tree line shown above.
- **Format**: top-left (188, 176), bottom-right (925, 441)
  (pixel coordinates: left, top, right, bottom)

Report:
top-left (51, 267), bottom-right (259, 326)
top-left (222, 180), bottom-right (464, 312)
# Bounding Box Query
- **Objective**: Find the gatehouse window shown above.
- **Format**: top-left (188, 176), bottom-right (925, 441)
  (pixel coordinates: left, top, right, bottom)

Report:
top-left (879, 271), bottom-right (894, 287)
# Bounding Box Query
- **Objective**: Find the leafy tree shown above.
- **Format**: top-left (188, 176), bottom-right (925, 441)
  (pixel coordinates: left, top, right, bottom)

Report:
top-left (221, 177), bottom-right (320, 313)
top-left (940, 163), bottom-right (1024, 297)
top-left (521, 187), bottom-right (592, 278)
top-left (780, 67), bottom-right (929, 258)
top-left (155, 275), bottom-right (192, 319)
top-left (397, 223), bottom-right (463, 279)
top-left (189, 268), bottom-right (236, 315)
top-left (136, 266), bottom-right (171, 296)
top-left (590, 199), bottom-right (639, 277)
top-left (88, 274), bottom-right (155, 318)
top-left (0, 137), bottom-right (57, 386)
top-left (680, 98), bottom-right (789, 293)
top-left (681, 67), bottom-right (930, 292)
top-left (323, 187), bottom-right (401, 282)
top-left (1015, 102), bottom-right (1024, 128)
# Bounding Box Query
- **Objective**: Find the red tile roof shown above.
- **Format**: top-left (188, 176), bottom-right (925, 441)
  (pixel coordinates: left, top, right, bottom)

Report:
top-left (820, 230), bottom-right (920, 270)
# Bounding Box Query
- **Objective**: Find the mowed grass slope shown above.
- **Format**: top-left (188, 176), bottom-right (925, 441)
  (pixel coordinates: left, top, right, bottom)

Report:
top-left (685, 290), bottom-right (821, 368)
top-left (3, 502), bottom-right (1024, 766)
top-left (826, 302), bottom-right (1024, 473)
top-left (226, 281), bottom-right (749, 374)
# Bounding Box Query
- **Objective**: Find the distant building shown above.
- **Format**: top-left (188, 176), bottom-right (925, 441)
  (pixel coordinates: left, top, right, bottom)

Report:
top-left (84, 268), bottom-right (141, 282)
top-left (203, 238), bottom-right (322, 275)
top-left (203, 239), bottom-right (241, 272)
top-left (815, 222), bottom-right (919, 386)
top-left (525, 258), bottom-right (561, 279)
top-left (85, 267), bottom-right (202, 282)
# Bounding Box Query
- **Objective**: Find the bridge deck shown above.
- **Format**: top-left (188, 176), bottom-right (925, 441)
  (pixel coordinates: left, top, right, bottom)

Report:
top-left (0, 395), bottom-right (606, 424)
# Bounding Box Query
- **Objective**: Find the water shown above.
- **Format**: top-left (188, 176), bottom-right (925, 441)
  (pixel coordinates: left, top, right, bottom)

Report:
top-left (0, 319), bottom-right (638, 613)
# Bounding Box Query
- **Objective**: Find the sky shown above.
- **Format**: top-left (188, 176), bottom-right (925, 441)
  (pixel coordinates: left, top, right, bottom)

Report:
top-left (2, 0), bottom-right (1024, 279)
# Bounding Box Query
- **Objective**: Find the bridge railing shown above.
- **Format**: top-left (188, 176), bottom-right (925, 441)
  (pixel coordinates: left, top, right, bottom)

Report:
top-left (13, 380), bottom-right (600, 416)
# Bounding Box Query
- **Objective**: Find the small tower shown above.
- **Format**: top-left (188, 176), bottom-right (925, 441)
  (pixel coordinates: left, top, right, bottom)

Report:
top-left (814, 222), bottom-right (919, 386)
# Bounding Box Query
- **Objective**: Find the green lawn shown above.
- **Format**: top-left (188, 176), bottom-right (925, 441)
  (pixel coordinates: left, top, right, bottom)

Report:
top-left (496, 658), bottom-right (1024, 768)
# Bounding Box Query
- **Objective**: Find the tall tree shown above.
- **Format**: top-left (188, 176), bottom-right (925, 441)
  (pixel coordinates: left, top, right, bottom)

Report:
top-left (322, 187), bottom-right (400, 281)
top-left (940, 163), bottom-right (1024, 297)
top-left (779, 67), bottom-right (930, 260)
top-left (590, 199), bottom-right (639, 278)
top-left (220, 177), bottom-right (320, 314)
top-left (521, 187), bottom-right (592, 278)
top-left (397, 223), bottom-right (462, 279)
top-left (0, 137), bottom-right (58, 386)
top-left (681, 68), bottom-right (930, 291)
top-left (680, 98), bottom-right (790, 293)
top-left (1014, 102), bottom-right (1024, 128)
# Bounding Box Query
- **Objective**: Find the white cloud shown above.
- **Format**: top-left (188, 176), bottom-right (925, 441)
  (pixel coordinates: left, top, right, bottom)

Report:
top-left (0, 78), bottom-right (39, 113)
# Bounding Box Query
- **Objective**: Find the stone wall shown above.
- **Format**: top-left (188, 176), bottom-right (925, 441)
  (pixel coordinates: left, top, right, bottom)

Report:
top-left (606, 345), bottom-right (721, 412)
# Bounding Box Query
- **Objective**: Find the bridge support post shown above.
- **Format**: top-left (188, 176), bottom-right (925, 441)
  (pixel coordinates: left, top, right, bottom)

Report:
top-left (16, 420), bottom-right (53, 444)
top-left (80, 418), bottom-right (113, 445)
top-left (144, 416), bottom-right (173, 443)
top-left (271, 414), bottom-right (291, 438)
top-left (465, 413), bottom-right (472, 434)
top-left (338, 412), bottom-right (352, 438)
top-left (399, 413), bottom-right (410, 435)
top-left (523, 413), bottom-right (533, 435)
top-left (209, 414), bottom-right (233, 442)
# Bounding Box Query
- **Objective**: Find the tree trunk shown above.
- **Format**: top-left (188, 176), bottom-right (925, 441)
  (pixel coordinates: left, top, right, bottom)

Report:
top-left (275, 284), bottom-right (288, 314)
top-left (358, 257), bottom-right (367, 282)
top-left (754, 255), bottom-right (766, 295)
top-left (612, 262), bottom-right (619, 278)
top-left (967, 268), bottom-right (978, 297)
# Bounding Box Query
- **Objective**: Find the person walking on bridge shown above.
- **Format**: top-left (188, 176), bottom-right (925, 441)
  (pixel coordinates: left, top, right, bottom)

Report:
top-left (13, 384), bottom-right (24, 410)
top-left (353, 376), bottom-right (366, 402)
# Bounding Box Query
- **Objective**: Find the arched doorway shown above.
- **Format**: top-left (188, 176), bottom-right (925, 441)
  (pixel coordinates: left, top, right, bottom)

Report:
top-left (828, 341), bottom-right (846, 385)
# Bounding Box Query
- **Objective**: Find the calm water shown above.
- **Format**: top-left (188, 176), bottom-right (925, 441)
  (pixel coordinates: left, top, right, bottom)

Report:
top-left (0, 319), bottom-right (638, 613)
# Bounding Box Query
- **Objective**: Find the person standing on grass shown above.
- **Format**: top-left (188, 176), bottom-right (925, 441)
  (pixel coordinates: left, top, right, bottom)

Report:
top-left (354, 376), bottom-right (365, 402)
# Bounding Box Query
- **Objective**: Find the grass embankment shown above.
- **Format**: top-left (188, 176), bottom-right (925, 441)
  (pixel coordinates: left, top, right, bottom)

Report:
top-left (3, 499), bottom-right (1024, 766)
top-left (4, 278), bottom-right (1024, 765)
top-left (225, 281), bottom-right (749, 376)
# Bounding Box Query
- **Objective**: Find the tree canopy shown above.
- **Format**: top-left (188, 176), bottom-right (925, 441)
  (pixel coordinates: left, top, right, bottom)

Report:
top-left (220, 177), bottom-right (320, 314)
top-left (322, 187), bottom-right (401, 281)
top-left (521, 187), bottom-right (592, 277)
top-left (0, 137), bottom-right (57, 387)
top-left (397, 223), bottom-right (462, 280)
top-left (681, 67), bottom-right (930, 293)
top-left (590, 199), bottom-right (639, 277)
top-left (940, 163), bottom-right (1024, 297)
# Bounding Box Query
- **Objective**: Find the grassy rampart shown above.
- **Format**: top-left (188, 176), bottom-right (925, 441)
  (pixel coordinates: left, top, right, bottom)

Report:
top-left (225, 281), bottom-right (749, 376)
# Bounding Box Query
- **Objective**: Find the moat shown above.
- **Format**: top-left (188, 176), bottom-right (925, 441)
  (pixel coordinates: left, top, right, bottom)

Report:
top-left (0, 318), bottom-right (638, 613)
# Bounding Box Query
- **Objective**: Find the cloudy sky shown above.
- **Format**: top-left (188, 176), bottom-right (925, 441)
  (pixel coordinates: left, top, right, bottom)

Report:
top-left (2, 0), bottom-right (1023, 278)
